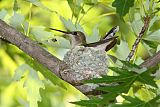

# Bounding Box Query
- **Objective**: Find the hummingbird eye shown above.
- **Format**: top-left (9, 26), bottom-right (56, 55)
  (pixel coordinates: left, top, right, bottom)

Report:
top-left (73, 32), bottom-right (77, 35)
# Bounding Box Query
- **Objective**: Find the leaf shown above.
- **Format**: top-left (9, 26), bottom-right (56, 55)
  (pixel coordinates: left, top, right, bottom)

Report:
top-left (30, 26), bottom-right (54, 42)
top-left (13, 64), bottom-right (45, 107)
top-left (111, 95), bottom-right (160, 107)
top-left (96, 79), bottom-right (135, 93)
top-left (13, 64), bottom-right (28, 81)
top-left (71, 98), bottom-right (101, 107)
top-left (13, 0), bottom-right (19, 11)
top-left (86, 65), bottom-right (157, 93)
top-left (25, 57), bottom-right (67, 90)
top-left (115, 40), bottom-right (130, 60)
top-left (0, 9), bottom-right (7, 20)
top-left (9, 12), bottom-right (24, 29)
top-left (86, 75), bottom-right (130, 84)
top-left (109, 67), bottom-right (134, 76)
top-left (86, 24), bottom-right (100, 43)
top-left (149, 18), bottom-right (160, 32)
top-left (137, 67), bottom-right (158, 88)
top-left (142, 39), bottom-right (159, 49)
top-left (60, 16), bottom-right (84, 31)
top-left (24, 66), bottom-right (45, 107)
top-left (112, 0), bottom-right (135, 20)
top-left (45, 37), bottom-right (71, 49)
top-left (120, 60), bottom-right (141, 69)
top-left (23, 21), bottom-right (30, 35)
top-left (25, 0), bottom-right (54, 12)
top-left (84, 0), bottom-right (98, 5)
top-left (67, 0), bottom-right (84, 17)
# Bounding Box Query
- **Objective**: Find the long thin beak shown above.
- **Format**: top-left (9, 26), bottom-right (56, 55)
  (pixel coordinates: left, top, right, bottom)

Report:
top-left (49, 28), bottom-right (72, 34)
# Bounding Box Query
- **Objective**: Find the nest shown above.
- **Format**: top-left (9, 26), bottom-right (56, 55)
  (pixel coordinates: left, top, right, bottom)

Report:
top-left (61, 46), bottom-right (108, 85)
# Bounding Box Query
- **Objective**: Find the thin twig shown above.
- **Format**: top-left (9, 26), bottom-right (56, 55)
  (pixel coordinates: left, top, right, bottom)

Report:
top-left (126, 16), bottom-right (150, 61)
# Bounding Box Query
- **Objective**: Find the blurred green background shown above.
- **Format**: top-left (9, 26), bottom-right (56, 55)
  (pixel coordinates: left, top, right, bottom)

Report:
top-left (0, 0), bottom-right (160, 107)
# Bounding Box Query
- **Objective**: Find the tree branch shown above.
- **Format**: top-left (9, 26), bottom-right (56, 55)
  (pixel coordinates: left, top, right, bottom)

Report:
top-left (0, 19), bottom-right (160, 96)
top-left (0, 19), bottom-right (62, 78)
top-left (140, 50), bottom-right (160, 68)
top-left (0, 19), bottom-right (100, 95)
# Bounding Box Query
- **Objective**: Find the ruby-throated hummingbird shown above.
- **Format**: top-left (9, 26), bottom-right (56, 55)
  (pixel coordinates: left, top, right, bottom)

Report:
top-left (49, 26), bottom-right (119, 51)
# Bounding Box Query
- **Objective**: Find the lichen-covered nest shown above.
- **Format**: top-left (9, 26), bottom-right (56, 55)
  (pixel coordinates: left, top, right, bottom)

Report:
top-left (61, 46), bottom-right (108, 85)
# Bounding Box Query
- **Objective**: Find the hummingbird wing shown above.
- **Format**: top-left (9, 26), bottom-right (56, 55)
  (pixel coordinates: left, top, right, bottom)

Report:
top-left (84, 36), bottom-right (118, 51)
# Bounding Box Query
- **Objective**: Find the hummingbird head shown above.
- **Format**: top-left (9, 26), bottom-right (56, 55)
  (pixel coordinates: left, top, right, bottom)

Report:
top-left (69, 31), bottom-right (86, 47)
top-left (50, 28), bottom-right (86, 48)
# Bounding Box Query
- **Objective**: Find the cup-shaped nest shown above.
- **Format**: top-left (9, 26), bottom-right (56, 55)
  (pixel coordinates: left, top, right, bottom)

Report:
top-left (61, 46), bottom-right (108, 85)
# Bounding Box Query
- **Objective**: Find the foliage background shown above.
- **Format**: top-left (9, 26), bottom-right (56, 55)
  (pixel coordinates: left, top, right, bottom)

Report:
top-left (0, 0), bottom-right (160, 107)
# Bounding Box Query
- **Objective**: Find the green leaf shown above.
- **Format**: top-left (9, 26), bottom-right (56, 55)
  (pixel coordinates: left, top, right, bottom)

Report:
top-left (112, 0), bottom-right (135, 20)
top-left (109, 67), bottom-right (134, 76)
top-left (0, 9), bottom-right (7, 20)
top-left (30, 26), bottom-right (54, 42)
top-left (115, 40), bottom-right (130, 60)
top-left (142, 39), bottom-right (159, 49)
top-left (60, 16), bottom-right (84, 31)
top-left (13, 0), bottom-right (19, 11)
top-left (9, 12), bottom-right (24, 29)
top-left (137, 67), bottom-right (158, 88)
top-left (71, 98), bottom-right (101, 107)
top-left (84, 0), bottom-right (98, 5)
top-left (45, 37), bottom-right (71, 49)
top-left (111, 95), bottom-right (160, 107)
top-left (25, 0), bottom-right (54, 12)
top-left (24, 66), bottom-right (45, 107)
top-left (96, 79), bottom-right (135, 93)
top-left (120, 60), bottom-right (141, 69)
top-left (86, 24), bottom-right (100, 43)
top-left (25, 57), bottom-right (67, 90)
top-left (149, 19), bottom-right (160, 32)
top-left (13, 64), bottom-right (45, 107)
top-left (86, 75), bottom-right (133, 84)
top-left (67, 0), bottom-right (84, 17)
top-left (13, 64), bottom-right (28, 81)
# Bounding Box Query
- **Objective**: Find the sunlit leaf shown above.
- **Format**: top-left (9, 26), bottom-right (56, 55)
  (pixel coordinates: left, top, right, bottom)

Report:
top-left (24, 66), bottom-right (44, 107)
top-left (25, 0), bottom-right (54, 12)
top-left (67, 0), bottom-right (84, 17)
top-left (13, 64), bottom-right (28, 81)
top-left (30, 26), bottom-right (54, 42)
top-left (13, 64), bottom-right (44, 107)
top-left (86, 24), bottom-right (100, 43)
top-left (115, 40), bottom-right (130, 60)
top-left (0, 9), bottom-right (7, 20)
top-left (25, 57), bottom-right (67, 90)
top-left (145, 30), bottom-right (160, 43)
top-left (9, 12), bottom-right (24, 29)
top-left (60, 16), bottom-right (84, 32)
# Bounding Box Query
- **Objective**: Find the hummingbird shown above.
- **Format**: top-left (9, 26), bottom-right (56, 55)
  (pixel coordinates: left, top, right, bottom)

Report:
top-left (49, 28), bottom-right (87, 48)
top-left (49, 26), bottom-right (119, 51)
